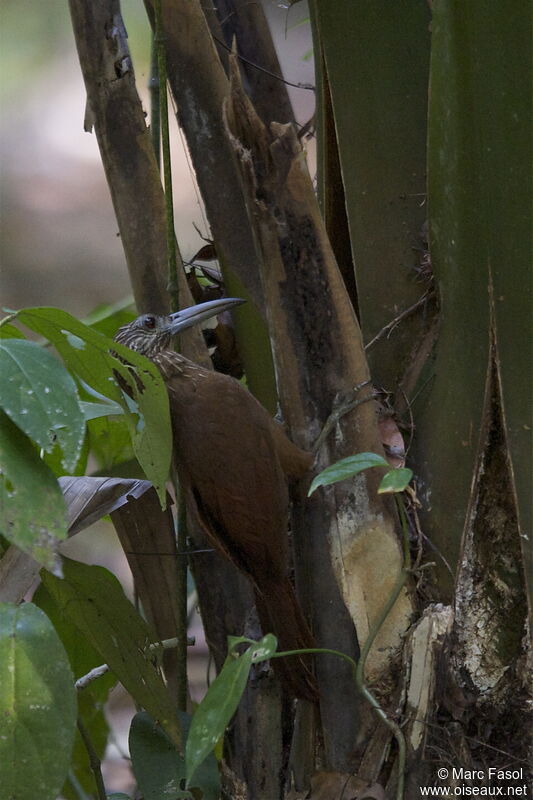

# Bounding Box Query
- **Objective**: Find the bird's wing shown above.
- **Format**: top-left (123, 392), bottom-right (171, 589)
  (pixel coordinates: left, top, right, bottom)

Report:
top-left (162, 361), bottom-right (290, 580)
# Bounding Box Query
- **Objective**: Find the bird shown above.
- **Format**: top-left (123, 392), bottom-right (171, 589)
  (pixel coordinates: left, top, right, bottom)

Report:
top-left (114, 298), bottom-right (318, 701)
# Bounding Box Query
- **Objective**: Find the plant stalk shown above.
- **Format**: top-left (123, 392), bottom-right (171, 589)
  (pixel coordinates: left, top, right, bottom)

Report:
top-left (77, 717), bottom-right (107, 800)
top-left (149, 35), bottom-right (161, 169)
top-left (153, 0), bottom-right (179, 312)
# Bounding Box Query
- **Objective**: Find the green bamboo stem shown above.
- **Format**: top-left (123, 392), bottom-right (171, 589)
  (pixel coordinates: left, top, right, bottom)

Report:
top-left (149, 36), bottom-right (161, 169)
top-left (175, 486), bottom-right (189, 711)
top-left (153, 0), bottom-right (187, 712)
top-left (153, 0), bottom-right (179, 311)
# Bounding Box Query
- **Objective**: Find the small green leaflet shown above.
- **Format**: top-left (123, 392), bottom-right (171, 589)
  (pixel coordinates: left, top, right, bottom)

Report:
top-left (308, 452), bottom-right (412, 496)
top-left (377, 467), bottom-right (413, 494)
top-left (185, 635), bottom-right (277, 785)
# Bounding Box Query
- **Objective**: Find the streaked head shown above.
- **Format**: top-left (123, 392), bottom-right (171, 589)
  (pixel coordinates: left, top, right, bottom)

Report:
top-left (114, 297), bottom-right (245, 357)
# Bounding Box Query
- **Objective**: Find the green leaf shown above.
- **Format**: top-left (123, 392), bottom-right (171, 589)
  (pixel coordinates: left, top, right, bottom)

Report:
top-left (0, 322), bottom-right (25, 339)
top-left (64, 692), bottom-right (110, 800)
top-left (0, 338), bottom-right (85, 471)
top-left (88, 413), bottom-right (135, 470)
top-left (33, 564), bottom-right (115, 800)
top-left (130, 711), bottom-right (219, 800)
top-left (15, 307), bottom-right (122, 402)
top-left (227, 632), bottom-right (278, 663)
top-left (308, 452), bottom-right (389, 496)
top-left (185, 636), bottom-right (275, 784)
top-left (83, 296), bottom-right (136, 339)
top-left (377, 468), bottom-right (413, 494)
top-left (0, 602), bottom-right (77, 800)
top-left (43, 434), bottom-right (89, 479)
top-left (0, 411), bottom-right (66, 568)
top-left (80, 400), bottom-right (125, 421)
top-left (14, 307), bottom-right (172, 504)
top-left (41, 558), bottom-right (182, 753)
top-left (33, 582), bottom-right (116, 697)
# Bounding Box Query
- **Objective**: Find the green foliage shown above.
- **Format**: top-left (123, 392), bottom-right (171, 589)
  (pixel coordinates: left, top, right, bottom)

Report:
top-left (0, 602), bottom-right (77, 800)
top-left (377, 467), bottom-right (413, 494)
top-left (33, 582), bottom-right (116, 693)
top-left (33, 583), bottom-right (116, 799)
top-left (0, 302), bottom-right (175, 570)
top-left (80, 399), bottom-right (125, 421)
top-left (185, 635), bottom-right (277, 785)
top-left (88, 413), bottom-right (135, 471)
top-left (42, 434), bottom-right (89, 479)
top-left (68, 692), bottom-right (110, 800)
top-left (0, 322), bottom-right (25, 339)
top-left (0, 410), bottom-right (67, 567)
top-left (308, 452), bottom-right (412, 497)
top-left (83, 296), bottom-right (136, 339)
top-left (130, 711), bottom-right (219, 800)
top-left (0, 338), bottom-right (85, 471)
top-left (41, 558), bottom-right (182, 753)
top-left (12, 306), bottom-right (172, 503)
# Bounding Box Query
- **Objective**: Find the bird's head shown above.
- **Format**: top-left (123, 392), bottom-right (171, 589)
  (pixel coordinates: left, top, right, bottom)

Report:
top-left (114, 297), bottom-right (245, 357)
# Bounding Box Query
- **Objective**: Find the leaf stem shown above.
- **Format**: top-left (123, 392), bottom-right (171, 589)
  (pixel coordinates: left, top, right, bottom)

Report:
top-left (77, 717), bottom-right (107, 800)
top-left (176, 486), bottom-right (189, 711)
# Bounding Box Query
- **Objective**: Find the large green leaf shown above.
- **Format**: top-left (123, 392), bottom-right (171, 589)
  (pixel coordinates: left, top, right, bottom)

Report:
top-left (33, 582), bottom-right (116, 696)
top-left (0, 338), bottom-right (85, 471)
top-left (41, 558), bottom-right (182, 752)
top-left (185, 635), bottom-right (277, 784)
top-left (13, 307), bottom-right (172, 504)
top-left (0, 322), bottom-right (25, 339)
top-left (0, 411), bottom-right (66, 568)
top-left (33, 581), bottom-right (115, 800)
top-left (130, 711), bottom-right (219, 800)
top-left (65, 692), bottom-right (110, 800)
top-left (0, 602), bottom-right (77, 800)
top-left (42, 434), bottom-right (89, 479)
top-left (88, 413), bottom-right (135, 470)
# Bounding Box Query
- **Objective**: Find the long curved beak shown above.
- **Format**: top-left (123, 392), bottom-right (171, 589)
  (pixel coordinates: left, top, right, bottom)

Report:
top-left (168, 297), bottom-right (245, 335)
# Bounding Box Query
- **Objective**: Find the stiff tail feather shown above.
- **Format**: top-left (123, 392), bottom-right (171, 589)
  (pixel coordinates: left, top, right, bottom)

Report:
top-left (254, 577), bottom-right (318, 702)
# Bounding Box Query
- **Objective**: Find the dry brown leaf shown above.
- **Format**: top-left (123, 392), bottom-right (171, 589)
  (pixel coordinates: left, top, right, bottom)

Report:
top-left (191, 242), bottom-right (217, 262)
top-left (58, 475), bottom-right (154, 534)
top-left (378, 413), bottom-right (406, 468)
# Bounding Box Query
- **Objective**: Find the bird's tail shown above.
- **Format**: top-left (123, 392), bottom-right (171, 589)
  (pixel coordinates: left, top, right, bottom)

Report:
top-left (254, 577), bottom-right (318, 702)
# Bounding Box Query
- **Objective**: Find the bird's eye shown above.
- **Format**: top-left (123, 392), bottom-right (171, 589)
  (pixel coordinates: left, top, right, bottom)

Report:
top-left (143, 315), bottom-right (156, 330)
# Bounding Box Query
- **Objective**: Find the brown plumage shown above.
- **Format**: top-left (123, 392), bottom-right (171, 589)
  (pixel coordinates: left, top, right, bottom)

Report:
top-left (115, 300), bottom-right (317, 700)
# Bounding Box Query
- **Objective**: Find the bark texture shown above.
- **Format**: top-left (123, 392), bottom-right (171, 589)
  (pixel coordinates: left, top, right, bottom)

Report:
top-left (69, 4), bottom-right (289, 794)
top-left (224, 56), bottom-right (414, 774)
